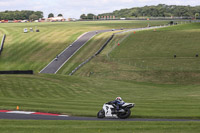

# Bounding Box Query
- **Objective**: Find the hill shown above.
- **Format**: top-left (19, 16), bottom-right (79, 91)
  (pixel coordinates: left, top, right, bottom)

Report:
top-left (0, 21), bottom-right (200, 133)
top-left (0, 20), bottom-right (168, 73)
top-left (1, 21), bottom-right (200, 119)
top-left (0, 20), bottom-right (200, 133)
top-left (73, 23), bottom-right (200, 84)
top-left (98, 4), bottom-right (200, 18)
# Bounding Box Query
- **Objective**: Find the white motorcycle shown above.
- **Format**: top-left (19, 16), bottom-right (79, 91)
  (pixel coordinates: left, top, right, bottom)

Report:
top-left (97, 102), bottom-right (135, 119)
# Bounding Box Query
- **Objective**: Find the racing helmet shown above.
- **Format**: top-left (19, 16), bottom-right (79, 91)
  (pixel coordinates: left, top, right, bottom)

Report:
top-left (116, 97), bottom-right (122, 101)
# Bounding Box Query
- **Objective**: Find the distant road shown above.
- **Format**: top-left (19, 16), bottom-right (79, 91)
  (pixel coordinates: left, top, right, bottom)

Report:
top-left (40, 26), bottom-right (167, 74)
top-left (1, 112), bottom-right (199, 121)
top-left (40, 29), bottom-right (116, 74)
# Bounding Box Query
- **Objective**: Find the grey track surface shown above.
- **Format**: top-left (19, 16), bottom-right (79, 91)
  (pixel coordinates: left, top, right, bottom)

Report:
top-left (39, 26), bottom-right (163, 74)
top-left (1, 113), bottom-right (200, 121)
top-left (39, 29), bottom-right (116, 74)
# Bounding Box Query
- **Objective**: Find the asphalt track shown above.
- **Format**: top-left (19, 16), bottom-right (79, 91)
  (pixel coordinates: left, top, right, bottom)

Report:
top-left (1, 112), bottom-right (200, 121)
top-left (39, 29), bottom-right (117, 74)
top-left (39, 26), bottom-right (165, 74)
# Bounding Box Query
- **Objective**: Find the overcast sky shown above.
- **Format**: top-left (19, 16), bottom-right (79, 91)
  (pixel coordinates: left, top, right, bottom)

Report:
top-left (0, 0), bottom-right (199, 18)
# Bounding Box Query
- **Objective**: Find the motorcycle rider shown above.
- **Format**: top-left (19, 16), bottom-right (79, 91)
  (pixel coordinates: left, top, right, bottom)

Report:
top-left (111, 97), bottom-right (125, 111)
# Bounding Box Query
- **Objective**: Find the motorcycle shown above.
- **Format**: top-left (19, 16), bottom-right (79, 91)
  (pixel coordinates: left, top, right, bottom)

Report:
top-left (97, 102), bottom-right (135, 119)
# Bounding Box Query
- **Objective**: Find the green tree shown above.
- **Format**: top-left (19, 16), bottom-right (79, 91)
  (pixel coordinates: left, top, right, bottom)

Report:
top-left (48, 13), bottom-right (54, 18)
top-left (87, 13), bottom-right (95, 19)
top-left (98, 4), bottom-right (200, 18)
top-left (0, 10), bottom-right (43, 20)
top-left (34, 11), bottom-right (43, 18)
top-left (58, 14), bottom-right (63, 17)
top-left (29, 14), bottom-right (39, 21)
top-left (195, 13), bottom-right (199, 19)
top-left (80, 14), bottom-right (87, 19)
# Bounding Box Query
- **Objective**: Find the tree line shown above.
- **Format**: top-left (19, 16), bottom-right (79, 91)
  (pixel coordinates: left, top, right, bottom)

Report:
top-left (0, 10), bottom-right (43, 20)
top-left (48, 13), bottom-right (63, 18)
top-left (80, 13), bottom-right (96, 20)
top-left (97, 4), bottom-right (200, 18)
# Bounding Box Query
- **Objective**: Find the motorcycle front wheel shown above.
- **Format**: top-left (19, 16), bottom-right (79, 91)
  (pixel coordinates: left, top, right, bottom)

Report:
top-left (97, 109), bottom-right (105, 118)
top-left (117, 109), bottom-right (131, 119)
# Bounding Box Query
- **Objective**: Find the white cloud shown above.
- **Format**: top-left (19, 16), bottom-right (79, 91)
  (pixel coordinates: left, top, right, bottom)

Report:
top-left (0, 0), bottom-right (25, 6)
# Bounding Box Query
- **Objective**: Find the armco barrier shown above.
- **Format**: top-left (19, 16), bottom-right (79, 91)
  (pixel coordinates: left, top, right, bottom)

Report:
top-left (95, 34), bottom-right (114, 56)
top-left (69, 25), bottom-right (170, 76)
top-left (0, 70), bottom-right (34, 74)
top-left (69, 34), bottom-right (115, 76)
top-left (0, 34), bottom-right (6, 55)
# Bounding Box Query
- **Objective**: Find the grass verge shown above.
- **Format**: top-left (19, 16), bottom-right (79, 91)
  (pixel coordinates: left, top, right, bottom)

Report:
top-left (0, 74), bottom-right (200, 119)
top-left (74, 23), bottom-right (200, 84)
top-left (0, 20), bottom-right (169, 72)
top-left (0, 120), bottom-right (200, 133)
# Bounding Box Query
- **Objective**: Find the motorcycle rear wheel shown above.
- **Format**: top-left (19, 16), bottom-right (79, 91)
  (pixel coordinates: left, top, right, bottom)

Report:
top-left (117, 109), bottom-right (131, 119)
top-left (97, 109), bottom-right (105, 118)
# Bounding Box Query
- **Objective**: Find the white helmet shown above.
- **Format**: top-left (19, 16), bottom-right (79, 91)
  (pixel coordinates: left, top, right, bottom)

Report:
top-left (116, 97), bottom-right (122, 101)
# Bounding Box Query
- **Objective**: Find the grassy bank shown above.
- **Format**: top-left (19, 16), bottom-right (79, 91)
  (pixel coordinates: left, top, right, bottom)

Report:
top-left (0, 21), bottom-right (199, 133)
top-left (0, 32), bottom-right (3, 45)
top-left (57, 31), bottom-right (116, 75)
top-left (0, 20), bottom-right (169, 73)
top-left (0, 120), bottom-right (200, 133)
top-left (0, 74), bottom-right (200, 119)
top-left (74, 23), bottom-right (200, 84)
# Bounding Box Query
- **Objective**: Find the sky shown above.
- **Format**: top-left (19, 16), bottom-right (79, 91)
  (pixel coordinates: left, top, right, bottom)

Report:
top-left (0, 0), bottom-right (199, 19)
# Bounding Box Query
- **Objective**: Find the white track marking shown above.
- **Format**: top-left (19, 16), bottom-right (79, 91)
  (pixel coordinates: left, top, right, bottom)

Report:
top-left (40, 25), bottom-right (169, 74)
top-left (58, 115), bottom-right (69, 117)
top-left (54, 33), bottom-right (96, 74)
top-left (7, 111), bottom-right (35, 114)
top-left (39, 32), bottom-right (88, 73)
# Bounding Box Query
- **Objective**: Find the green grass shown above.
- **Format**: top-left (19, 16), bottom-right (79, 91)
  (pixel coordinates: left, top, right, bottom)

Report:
top-left (1, 22), bottom-right (200, 119)
top-left (0, 22), bottom-right (85, 72)
top-left (0, 74), bottom-right (200, 119)
top-left (0, 120), bottom-right (200, 133)
top-left (0, 21), bottom-right (199, 132)
top-left (74, 23), bottom-right (200, 84)
top-left (0, 20), bottom-right (169, 73)
top-left (57, 31), bottom-right (117, 74)
top-left (0, 32), bottom-right (3, 45)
